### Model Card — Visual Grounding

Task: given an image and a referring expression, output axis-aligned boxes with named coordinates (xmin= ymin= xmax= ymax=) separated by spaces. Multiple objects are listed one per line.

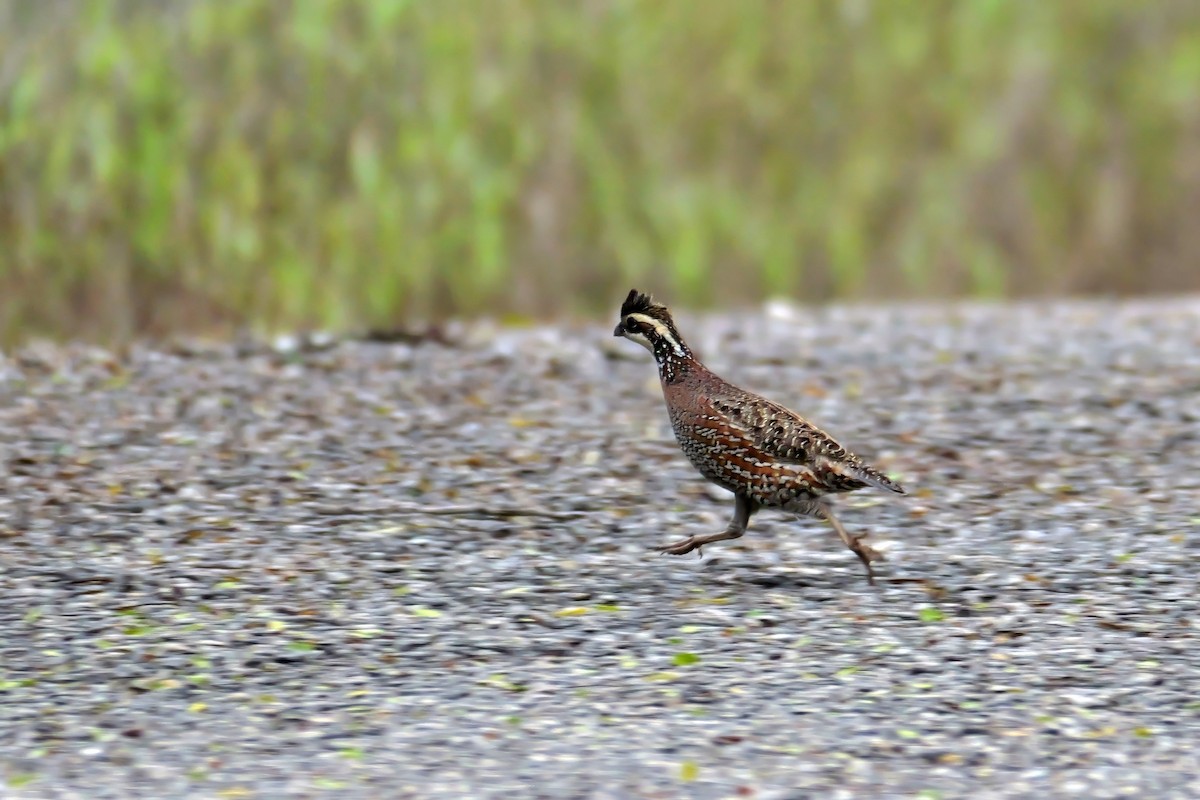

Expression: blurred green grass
xmin=2 ymin=0 xmax=1199 ymax=344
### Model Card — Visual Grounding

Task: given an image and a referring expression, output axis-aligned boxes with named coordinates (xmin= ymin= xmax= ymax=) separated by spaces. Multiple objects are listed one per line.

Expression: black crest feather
xmin=620 ymin=289 xmax=668 ymax=319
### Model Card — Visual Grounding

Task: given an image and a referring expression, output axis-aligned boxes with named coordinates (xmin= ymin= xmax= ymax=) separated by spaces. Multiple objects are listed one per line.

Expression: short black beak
xmin=613 ymin=324 xmax=624 ymax=337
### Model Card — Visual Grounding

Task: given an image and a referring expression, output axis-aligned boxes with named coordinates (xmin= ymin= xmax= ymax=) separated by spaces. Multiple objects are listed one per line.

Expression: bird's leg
xmin=819 ymin=501 xmax=882 ymax=586
xmin=657 ymin=494 xmax=757 ymax=557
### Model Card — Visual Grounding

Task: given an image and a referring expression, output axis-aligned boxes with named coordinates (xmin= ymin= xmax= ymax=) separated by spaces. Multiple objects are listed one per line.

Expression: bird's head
xmin=613 ymin=289 xmax=688 ymax=359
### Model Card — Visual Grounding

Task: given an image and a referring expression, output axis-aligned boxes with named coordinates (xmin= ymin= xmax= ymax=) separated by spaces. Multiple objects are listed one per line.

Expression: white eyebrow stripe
xmin=628 ymin=313 xmax=684 ymax=357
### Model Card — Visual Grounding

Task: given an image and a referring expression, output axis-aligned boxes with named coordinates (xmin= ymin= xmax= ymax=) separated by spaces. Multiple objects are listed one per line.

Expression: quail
xmin=613 ymin=289 xmax=905 ymax=584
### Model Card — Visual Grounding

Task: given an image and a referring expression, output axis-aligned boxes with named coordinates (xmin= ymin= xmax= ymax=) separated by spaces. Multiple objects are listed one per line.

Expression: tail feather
xmin=853 ymin=464 xmax=906 ymax=495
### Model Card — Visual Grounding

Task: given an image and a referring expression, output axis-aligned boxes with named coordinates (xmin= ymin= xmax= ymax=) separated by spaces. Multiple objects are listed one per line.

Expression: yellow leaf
xmin=680 ymin=760 xmax=699 ymax=781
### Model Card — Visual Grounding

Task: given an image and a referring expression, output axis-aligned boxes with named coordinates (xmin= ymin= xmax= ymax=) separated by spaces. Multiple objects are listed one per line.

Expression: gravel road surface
xmin=1 ymin=298 xmax=1198 ymax=799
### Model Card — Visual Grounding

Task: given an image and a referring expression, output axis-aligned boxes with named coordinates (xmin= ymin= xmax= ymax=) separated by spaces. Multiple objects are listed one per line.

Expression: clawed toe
xmin=849 ymin=531 xmax=882 ymax=553
xmin=854 ymin=540 xmax=884 ymax=564
xmin=848 ymin=540 xmax=883 ymax=586
xmin=655 ymin=537 xmax=701 ymax=557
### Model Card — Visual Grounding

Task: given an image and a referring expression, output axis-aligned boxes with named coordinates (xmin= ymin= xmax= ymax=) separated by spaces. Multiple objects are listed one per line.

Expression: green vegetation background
xmin=2 ymin=0 xmax=1199 ymax=344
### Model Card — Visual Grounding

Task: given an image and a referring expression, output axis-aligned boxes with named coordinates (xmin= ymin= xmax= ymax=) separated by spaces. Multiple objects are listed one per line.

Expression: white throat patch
xmin=624 ymin=330 xmax=655 ymax=354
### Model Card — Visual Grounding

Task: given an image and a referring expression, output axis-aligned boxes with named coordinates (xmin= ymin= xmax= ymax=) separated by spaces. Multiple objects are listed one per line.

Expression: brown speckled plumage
xmin=614 ymin=289 xmax=905 ymax=584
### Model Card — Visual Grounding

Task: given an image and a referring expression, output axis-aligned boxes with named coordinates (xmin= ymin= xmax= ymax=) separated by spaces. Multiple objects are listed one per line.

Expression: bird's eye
xmin=625 ymin=316 xmax=638 ymax=329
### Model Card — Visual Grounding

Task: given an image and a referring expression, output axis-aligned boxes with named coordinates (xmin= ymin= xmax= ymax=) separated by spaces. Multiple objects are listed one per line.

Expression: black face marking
xmin=615 ymin=289 xmax=694 ymax=383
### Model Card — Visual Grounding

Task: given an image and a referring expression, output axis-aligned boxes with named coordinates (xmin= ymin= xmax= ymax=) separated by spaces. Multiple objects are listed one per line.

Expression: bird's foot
xmin=851 ymin=535 xmax=884 ymax=564
xmin=848 ymin=537 xmax=883 ymax=586
xmin=654 ymin=536 xmax=703 ymax=557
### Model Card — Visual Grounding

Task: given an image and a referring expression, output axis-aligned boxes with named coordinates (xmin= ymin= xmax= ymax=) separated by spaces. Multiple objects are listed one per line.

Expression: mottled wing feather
xmin=707 ymin=388 xmax=905 ymax=495
xmin=707 ymin=389 xmax=843 ymax=462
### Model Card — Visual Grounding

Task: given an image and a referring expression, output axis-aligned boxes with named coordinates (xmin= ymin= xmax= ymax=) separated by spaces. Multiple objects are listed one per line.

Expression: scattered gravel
xmin=1 ymin=297 xmax=1198 ymax=799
